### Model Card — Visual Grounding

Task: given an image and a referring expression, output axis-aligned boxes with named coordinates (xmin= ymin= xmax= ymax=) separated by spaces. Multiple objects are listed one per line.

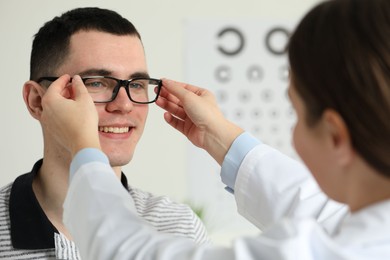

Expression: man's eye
xmin=85 ymin=81 xmax=104 ymax=88
xmin=129 ymin=82 xmax=145 ymax=89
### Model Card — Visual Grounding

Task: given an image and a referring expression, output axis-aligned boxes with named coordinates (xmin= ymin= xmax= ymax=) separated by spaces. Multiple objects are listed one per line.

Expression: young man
xmin=0 ymin=8 xmax=207 ymax=259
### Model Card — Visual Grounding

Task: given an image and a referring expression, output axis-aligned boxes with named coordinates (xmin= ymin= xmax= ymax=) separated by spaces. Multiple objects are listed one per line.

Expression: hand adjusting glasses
xmin=37 ymin=76 xmax=162 ymax=104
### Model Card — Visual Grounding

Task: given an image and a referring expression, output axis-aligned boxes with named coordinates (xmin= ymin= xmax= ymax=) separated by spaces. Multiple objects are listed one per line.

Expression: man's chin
xmin=109 ymin=160 xmax=132 ymax=168
xmin=100 ymin=144 xmax=135 ymax=167
xmin=108 ymin=156 xmax=133 ymax=168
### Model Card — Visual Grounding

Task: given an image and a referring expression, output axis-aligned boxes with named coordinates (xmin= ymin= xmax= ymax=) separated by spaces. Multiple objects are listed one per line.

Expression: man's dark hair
xmin=30 ymin=7 xmax=141 ymax=80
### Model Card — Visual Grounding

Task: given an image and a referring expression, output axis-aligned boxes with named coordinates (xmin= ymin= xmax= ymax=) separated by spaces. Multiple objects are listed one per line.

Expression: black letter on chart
xmin=217 ymin=27 xmax=245 ymax=56
xmin=265 ymin=27 xmax=290 ymax=56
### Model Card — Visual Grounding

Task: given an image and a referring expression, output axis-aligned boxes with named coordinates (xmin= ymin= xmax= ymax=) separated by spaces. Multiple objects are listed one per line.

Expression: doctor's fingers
xmin=156 ymin=92 xmax=187 ymax=122
xmin=162 ymin=78 xmax=212 ymax=102
xmin=41 ymin=75 xmax=71 ymax=108
xmin=45 ymin=74 xmax=71 ymax=97
xmin=71 ymin=75 xmax=93 ymax=103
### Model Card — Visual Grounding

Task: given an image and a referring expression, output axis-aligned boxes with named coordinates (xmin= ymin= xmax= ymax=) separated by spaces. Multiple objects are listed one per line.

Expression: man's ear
xmin=23 ymin=80 xmax=45 ymax=120
xmin=322 ymin=109 xmax=354 ymax=166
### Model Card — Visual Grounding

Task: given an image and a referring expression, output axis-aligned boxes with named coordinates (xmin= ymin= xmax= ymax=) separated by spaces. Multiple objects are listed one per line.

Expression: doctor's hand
xmin=39 ymin=74 xmax=101 ymax=157
xmin=156 ymin=79 xmax=243 ymax=165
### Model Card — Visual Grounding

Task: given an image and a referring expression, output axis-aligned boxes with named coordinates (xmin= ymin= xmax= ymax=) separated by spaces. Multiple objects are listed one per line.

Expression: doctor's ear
xmin=322 ymin=109 xmax=354 ymax=166
xmin=23 ymin=80 xmax=46 ymax=120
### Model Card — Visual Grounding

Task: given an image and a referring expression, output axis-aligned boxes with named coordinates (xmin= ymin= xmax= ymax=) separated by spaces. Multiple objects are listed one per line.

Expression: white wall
xmin=0 ymin=0 xmax=320 ymax=204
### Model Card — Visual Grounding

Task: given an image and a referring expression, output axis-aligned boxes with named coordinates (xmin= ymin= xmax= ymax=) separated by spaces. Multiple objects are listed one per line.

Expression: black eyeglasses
xmin=37 ymin=76 xmax=162 ymax=104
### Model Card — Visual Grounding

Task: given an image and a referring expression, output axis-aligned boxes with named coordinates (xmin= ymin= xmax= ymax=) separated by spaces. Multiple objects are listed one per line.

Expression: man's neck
xmin=31 ymin=150 xmax=123 ymax=240
xmin=32 ymin=153 xmax=73 ymax=239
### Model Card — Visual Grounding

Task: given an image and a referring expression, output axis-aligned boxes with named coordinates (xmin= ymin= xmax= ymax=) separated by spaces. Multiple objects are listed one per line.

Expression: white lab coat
xmin=233 ymin=144 xmax=348 ymax=234
xmin=63 ymin=144 xmax=390 ymax=260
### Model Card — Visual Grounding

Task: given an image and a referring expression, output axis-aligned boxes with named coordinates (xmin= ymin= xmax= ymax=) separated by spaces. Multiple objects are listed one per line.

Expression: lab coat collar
xmin=334 ymin=199 xmax=390 ymax=246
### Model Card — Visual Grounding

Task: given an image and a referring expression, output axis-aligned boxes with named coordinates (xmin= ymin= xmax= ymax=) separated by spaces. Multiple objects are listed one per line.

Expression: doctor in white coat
xmin=40 ymin=0 xmax=390 ymax=259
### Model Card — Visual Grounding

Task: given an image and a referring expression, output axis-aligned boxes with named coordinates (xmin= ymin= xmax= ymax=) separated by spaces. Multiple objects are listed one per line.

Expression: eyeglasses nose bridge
xmin=118 ymin=79 xmax=130 ymax=88
xmin=112 ymin=79 xmax=132 ymax=100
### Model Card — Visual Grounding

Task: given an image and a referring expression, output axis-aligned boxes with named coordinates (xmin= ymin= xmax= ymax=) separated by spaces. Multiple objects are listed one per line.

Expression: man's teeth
xmin=99 ymin=126 xmax=130 ymax=133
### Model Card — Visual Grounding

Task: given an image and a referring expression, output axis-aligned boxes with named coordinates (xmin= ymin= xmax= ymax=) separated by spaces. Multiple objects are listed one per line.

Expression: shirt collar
xmin=9 ymin=159 xmax=129 ymax=249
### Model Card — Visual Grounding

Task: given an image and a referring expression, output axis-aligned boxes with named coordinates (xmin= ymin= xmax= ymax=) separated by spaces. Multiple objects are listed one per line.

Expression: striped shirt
xmin=0 ymin=160 xmax=208 ymax=259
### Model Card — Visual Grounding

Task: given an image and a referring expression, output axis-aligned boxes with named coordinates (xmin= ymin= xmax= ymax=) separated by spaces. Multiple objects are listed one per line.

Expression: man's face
xmin=56 ymin=30 xmax=149 ymax=170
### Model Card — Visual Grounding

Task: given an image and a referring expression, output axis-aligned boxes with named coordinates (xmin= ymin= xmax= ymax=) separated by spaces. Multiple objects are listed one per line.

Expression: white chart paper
xmin=184 ymin=18 xmax=299 ymax=243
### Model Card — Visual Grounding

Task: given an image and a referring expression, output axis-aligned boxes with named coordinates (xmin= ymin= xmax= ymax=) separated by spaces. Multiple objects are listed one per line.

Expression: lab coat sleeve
xmin=233 ymin=143 xmax=348 ymax=233
xmin=63 ymin=160 xmax=234 ymax=260
xmin=63 ymin=158 xmax=355 ymax=260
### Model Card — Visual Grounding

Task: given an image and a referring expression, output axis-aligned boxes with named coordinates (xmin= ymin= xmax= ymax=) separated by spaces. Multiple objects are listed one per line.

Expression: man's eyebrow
xmin=130 ymin=72 xmax=150 ymax=79
xmin=77 ymin=69 xmax=150 ymax=79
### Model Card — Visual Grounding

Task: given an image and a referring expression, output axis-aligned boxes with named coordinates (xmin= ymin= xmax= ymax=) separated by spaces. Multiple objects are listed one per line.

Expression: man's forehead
xmin=69 ymin=30 xmax=143 ymax=50
xmin=59 ymin=30 xmax=147 ymax=76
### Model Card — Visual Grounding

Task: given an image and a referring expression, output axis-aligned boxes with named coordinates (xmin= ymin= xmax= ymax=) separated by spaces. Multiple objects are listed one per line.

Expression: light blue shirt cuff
xmin=69 ymin=148 xmax=109 ymax=182
xmin=221 ymin=132 xmax=261 ymax=193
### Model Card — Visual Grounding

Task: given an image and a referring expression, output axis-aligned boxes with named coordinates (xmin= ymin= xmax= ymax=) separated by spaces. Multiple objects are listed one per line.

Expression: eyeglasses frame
xmin=37 ymin=76 xmax=162 ymax=104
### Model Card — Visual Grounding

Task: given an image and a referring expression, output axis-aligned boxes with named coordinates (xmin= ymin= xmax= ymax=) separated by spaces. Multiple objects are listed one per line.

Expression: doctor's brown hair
xmin=288 ymin=0 xmax=390 ymax=175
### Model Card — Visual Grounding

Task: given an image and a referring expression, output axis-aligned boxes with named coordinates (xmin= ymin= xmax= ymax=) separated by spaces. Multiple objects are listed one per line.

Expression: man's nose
xmin=106 ymin=86 xmax=134 ymax=113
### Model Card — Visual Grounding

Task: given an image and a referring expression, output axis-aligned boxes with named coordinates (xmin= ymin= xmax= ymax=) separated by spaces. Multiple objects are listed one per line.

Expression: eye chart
xmin=184 ymin=18 xmax=299 ymax=243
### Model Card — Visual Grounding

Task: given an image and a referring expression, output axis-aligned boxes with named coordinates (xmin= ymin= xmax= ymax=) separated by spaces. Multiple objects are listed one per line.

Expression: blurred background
xmin=0 ymin=0 xmax=321 ymax=245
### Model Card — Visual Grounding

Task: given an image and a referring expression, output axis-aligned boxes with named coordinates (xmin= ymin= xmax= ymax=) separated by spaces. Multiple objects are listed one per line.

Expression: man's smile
xmin=98 ymin=126 xmax=131 ymax=133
